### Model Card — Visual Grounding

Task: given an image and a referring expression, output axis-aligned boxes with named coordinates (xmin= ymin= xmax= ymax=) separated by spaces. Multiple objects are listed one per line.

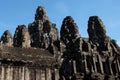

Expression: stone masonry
xmin=0 ymin=6 xmax=120 ymax=80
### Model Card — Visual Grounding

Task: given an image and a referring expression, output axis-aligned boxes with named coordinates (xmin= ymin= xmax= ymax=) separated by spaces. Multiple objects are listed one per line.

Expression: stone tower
xmin=1 ymin=30 xmax=13 ymax=46
xmin=28 ymin=6 xmax=59 ymax=54
xmin=13 ymin=25 xmax=30 ymax=48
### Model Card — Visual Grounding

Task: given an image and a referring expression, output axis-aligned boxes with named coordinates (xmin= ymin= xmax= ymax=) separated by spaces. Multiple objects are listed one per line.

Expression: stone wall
xmin=0 ymin=45 xmax=60 ymax=80
xmin=0 ymin=64 xmax=59 ymax=80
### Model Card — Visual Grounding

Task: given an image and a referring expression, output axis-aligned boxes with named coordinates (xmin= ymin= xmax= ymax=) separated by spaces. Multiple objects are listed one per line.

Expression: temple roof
xmin=0 ymin=45 xmax=57 ymax=66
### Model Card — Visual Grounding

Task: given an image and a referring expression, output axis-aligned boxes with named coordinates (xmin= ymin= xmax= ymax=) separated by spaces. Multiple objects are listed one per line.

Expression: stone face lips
xmin=0 ymin=30 xmax=13 ymax=46
xmin=13 ymin=25 xmax=30 ymax=48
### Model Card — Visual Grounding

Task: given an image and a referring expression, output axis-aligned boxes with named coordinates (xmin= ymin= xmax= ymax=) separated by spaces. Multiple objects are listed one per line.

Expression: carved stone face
xmin=88 ymin=16 xmax=106 ymax=44
xmin=60 ymin=16 xmax=80 ymax=44
xmin=1 ymin=30 xmax=13 ymax=46
xmin=35 ymin=6 xmax=47 ymax=21
xmin=13 ymin=25 xmax=30 ymax=48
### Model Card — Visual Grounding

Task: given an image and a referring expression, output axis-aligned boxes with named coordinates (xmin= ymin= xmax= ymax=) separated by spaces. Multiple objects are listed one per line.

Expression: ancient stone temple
xmin=0 ymin=6 xmax=120 ymax=80
xmin=59 ymin=16 xmax=120 ymax=80
xmin=0 ymin=6 xmax=60 ymax=80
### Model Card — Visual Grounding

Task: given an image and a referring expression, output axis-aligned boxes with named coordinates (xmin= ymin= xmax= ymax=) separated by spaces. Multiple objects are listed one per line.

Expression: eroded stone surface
xmin=28 ymin=6 xmax=59 ymax=54
xmin=35 ymin=6 xmax=48 ymax=21
xmin=59 ymin=16 xmax=82 ymax=80
xmin=59 ymin=16 xmax=120 ymax=80
xmin=60 ymin=16 xmax=80 ymax=45
xmin=0 ymin=6 xmax=120 ymax=80
xmin=88 ymin=16 xmax=106 ymax=44
xmin=0 ymin=30 xmax=13 ymax=46
xmin=13 ymin=25 xmax=30 ymax=48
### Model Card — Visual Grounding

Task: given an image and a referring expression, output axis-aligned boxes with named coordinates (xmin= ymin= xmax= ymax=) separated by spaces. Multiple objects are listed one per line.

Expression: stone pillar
xmin=18 ymin=67 xmax=22 ymax=80
xmin=13 ymin=67 xmax=15 ymax=80
xmin=25 ymin=67 xmax=30 ymax=80
xmin=36 ymin=68 xmax=41 ymax=80
xmin=13 ymin=67 xmax=19 ymax=80
xmin=92 ymin=54 xmax=97 ymax=72
xmin=21 ymin=67 xmax=25 ymax=80
xmin=45 ymin=68 xmax=47 ymax=80
xmin=97 ymin=55 xmax=104 ymax=74
xmin=41 ymin=69 xmax=45 ymax=80
xmin=17 ymin=67 xmax=19 ymax=80
xmin=90 ymin=56 xmax=94 ymax=73
xmin=109 ymin=61 xmax=113 ymax=75
xmin=6 ymin=66 xmax=10 ymax=80
xmin=9 ymin=66 xmax=13 ymax=80
xmin=3 ymin=66 xmax=6 ymax=80
xmin=73 ymin=60 xmax=77 ymax=74
xmin=48 ymin=68 xmax=52 ymax=80
xmin=116 ymin=58 xmax=120 ymax=73
xmin=45 ymin=68 xmax=51 ymax=80
xmin=109 ymin=64 xmax=113 ymax=75
xmin=54 ymin=69 xmax=59 ymax=80
xmin=4 ymin=66 xmax=7 ymax=80
xmin=29 ymin=67 xmax=37 ymax=80
xmin=1 ymin=65 xmax=5 ymax=80
xmin=0 ymin=65 xmax=2 ymax=80
xmin=84 ymin=55 xmax=89 ymax=73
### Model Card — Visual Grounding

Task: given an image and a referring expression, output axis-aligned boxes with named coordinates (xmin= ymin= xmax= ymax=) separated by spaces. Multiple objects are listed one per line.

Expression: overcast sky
xmin=0 ymin=0 xmax=120 ymax=45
